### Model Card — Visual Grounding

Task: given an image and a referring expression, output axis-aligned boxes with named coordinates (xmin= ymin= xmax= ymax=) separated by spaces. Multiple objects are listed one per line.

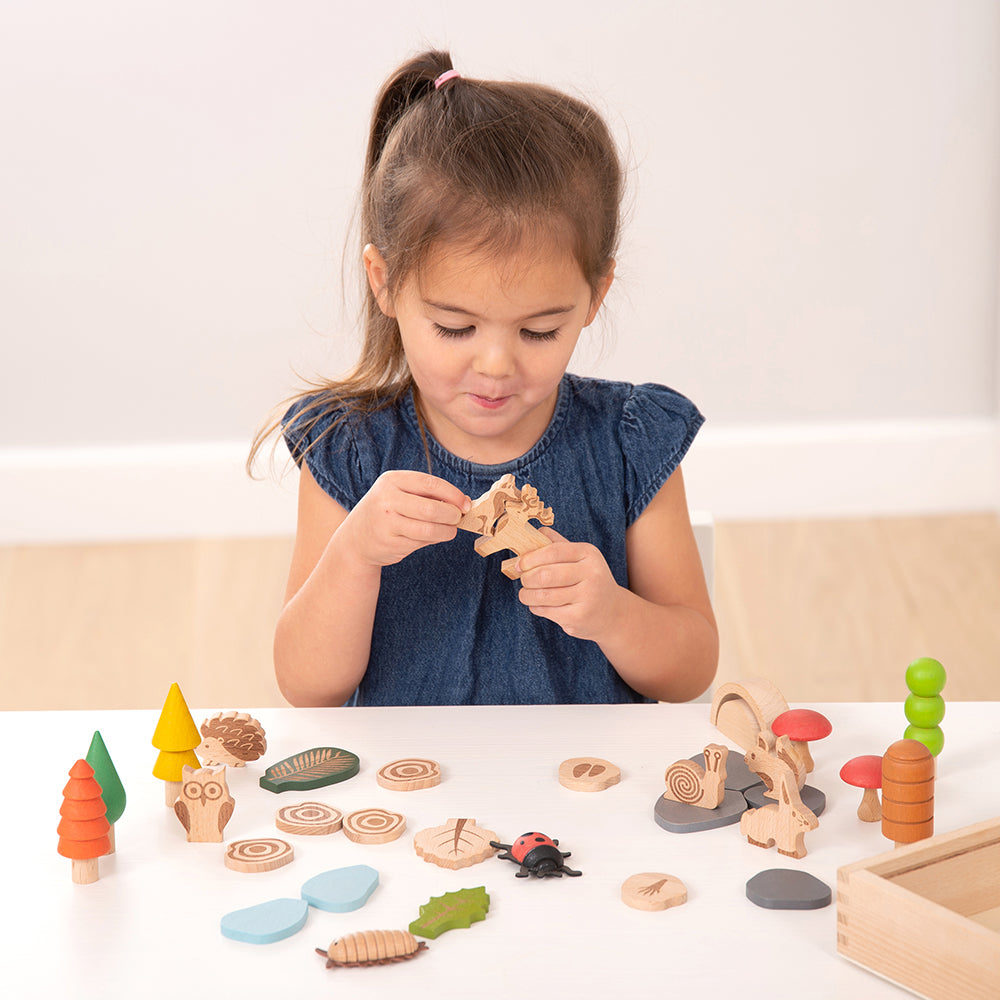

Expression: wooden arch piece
xmin=710 ymin=678 xmax=790 ymax=752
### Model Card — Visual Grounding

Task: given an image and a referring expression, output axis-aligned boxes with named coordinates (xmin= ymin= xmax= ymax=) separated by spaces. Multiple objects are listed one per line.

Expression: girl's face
xmin=365 ymin=239 xmax=613 ymax=465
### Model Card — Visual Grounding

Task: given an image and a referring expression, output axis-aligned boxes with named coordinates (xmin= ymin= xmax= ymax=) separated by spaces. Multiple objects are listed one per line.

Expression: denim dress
xmin=283 ymin=373 xmax=704 ymax=706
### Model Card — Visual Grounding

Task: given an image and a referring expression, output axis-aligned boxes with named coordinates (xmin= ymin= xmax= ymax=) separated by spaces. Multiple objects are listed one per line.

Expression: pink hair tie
xmin=434 ymin=69 xmax=461 ymax=90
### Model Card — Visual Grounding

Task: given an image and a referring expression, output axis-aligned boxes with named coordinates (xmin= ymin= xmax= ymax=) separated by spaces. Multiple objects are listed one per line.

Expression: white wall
xmin=2 ymin=0 xmax=998 ymax=540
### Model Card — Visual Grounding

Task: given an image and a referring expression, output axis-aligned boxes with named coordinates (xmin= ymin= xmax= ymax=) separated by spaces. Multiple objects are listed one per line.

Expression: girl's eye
xmin=433 ymin=323 xmax=474 ymax=338
xmin=521 ymin=328 xmax=559 ymax=342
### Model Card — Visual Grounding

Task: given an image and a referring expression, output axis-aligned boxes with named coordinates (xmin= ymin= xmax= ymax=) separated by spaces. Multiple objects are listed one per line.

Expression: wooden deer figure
xmin=458 ymin=477 xmax=555 ymax=579
xmin=662 ymin=744 xmax=729 ymax=809
xmin=739 ymin=770 xmax=819 ymax=859
xmin=457 ymin=474 xmax=521 ymax=536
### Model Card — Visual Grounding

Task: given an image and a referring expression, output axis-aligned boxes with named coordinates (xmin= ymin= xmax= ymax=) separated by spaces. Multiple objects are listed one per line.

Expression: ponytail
xmin=365 ymin=50 xmax=454 ymax=175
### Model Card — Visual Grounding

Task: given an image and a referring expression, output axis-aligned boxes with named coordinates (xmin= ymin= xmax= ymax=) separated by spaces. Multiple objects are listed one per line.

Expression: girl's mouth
xmin=469 ymin=393 xmax=510 ymax=410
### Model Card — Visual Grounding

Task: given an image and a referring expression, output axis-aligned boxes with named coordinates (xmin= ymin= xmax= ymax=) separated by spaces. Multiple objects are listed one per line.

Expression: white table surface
xmin=4 ymin=701 xmax=997 ymax=999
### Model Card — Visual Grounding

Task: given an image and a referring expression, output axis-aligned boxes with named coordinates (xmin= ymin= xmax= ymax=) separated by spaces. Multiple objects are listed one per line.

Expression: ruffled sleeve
xmin=620 ymin=383 xmax=705 ymax=525
xmin=281 ymin=395 xmax=366 ymax=511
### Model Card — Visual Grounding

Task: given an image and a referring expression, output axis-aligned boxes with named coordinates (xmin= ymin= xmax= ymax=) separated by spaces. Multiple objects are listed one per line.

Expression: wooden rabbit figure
xmin=739 ymin=772 xmax=819 ymax=859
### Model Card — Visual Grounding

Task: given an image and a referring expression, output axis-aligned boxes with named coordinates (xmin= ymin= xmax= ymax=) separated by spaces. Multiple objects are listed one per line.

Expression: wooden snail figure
xmin=662 ymin=744 xmax=729 ymax=809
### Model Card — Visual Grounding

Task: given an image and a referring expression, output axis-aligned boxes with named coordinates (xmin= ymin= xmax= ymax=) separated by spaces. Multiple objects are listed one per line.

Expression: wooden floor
xmin=2 ymin=514 xmax=998 ymax=711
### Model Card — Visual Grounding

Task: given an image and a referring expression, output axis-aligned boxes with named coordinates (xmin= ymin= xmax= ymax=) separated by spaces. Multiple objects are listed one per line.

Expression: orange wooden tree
xmin=57 ymin=759 xmax=111 ymax=884
xmin=152 ymin=682 xmax=202 ymax=806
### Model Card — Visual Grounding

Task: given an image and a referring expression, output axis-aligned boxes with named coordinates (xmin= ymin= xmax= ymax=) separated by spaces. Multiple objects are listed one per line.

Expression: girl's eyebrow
xmin=423 ymin=299 xmax=576 ymax=320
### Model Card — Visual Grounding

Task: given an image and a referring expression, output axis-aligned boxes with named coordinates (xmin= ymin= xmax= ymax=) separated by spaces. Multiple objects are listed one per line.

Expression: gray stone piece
xmin=745 ymin=868 xmax=832 ymax=910
xmin=743 ymin=782 xmax=826 ymax=816
xmin=653 ymin=788 xmax=747 ymax=833
xmin=690 ymin=752 xmax=759 ymax=792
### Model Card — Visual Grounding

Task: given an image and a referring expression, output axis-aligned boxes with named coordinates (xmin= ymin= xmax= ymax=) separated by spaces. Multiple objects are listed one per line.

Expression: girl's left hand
xmin=515 ymin=528 xmax=624 ymax=641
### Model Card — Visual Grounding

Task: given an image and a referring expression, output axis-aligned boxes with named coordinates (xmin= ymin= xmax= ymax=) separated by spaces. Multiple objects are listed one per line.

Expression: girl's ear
xmin=584 ymin=260 xmax=616 ymax=326
xmin=363 ymin=244 xmax=396 ymax=318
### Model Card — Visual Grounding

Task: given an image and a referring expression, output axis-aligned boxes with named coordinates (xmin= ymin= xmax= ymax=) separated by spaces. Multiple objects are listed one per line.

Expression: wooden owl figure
xmin=173 ymin=765 xmax=235 ymax=843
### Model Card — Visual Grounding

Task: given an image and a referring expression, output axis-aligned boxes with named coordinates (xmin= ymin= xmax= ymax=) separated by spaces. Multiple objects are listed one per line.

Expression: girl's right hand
xmin=340 ymin=470 xmax=471 ymax=568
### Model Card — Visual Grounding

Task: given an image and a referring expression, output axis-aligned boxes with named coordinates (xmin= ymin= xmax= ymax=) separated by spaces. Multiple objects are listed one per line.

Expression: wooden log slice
xmin=275 ymin=801 xmax=343 ymax=836
xmin=375 ymin=758 xmax=441 ymax=791
xmin=343 ymin=808 xmax=406 ymax=844
xmin=224 ymin=837 xmax=294 ymax=873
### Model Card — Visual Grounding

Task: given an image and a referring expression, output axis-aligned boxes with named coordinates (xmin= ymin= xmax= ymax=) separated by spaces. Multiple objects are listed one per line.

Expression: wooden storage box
xmin=837 ymin=816 xmax=1000 ymax=1000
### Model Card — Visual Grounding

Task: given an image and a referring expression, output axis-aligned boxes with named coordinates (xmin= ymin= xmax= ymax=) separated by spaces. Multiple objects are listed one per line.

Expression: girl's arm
xmin=274 ymin=464 xmax=470 ymax=706
xmin=516 ymin=466 xmax=718 ymax=702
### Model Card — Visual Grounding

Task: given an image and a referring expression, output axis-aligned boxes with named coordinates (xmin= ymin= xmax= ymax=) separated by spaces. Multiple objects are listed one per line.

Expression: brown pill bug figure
xmin=316 ymin=930 xmax=428 ymax=969
xmin=881 ymin=738 xmax=934 ymax=847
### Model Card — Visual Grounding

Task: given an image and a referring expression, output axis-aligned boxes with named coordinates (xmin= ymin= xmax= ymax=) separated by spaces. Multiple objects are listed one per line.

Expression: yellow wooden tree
xmin=152 ymin=682 xmax=202 ymax=806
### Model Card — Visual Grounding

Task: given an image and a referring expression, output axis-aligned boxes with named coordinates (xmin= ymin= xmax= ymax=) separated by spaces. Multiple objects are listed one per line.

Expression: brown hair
xmin=248 ymin=49 xmax=623 ymax=474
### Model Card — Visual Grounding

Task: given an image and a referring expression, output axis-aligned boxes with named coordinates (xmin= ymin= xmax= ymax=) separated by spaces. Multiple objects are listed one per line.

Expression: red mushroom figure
xmin=771 ymin=709 xmax=832 ymax=774
xmin=840 ymin=755 xmax=883 ymax=822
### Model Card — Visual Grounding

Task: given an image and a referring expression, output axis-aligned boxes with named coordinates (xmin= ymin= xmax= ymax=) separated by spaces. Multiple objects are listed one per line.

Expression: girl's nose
xmin=472 ymin=333 xmax=516 ymax=379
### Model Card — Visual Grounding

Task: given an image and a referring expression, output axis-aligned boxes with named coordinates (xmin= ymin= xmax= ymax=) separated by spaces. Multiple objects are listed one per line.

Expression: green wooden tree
xmin=86 ymin=730 xmax=126 ymax=853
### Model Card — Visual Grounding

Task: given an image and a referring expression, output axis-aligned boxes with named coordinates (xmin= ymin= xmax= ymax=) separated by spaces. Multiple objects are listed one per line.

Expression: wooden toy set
xmin=53 ymin=586 xmax=993 ymax=999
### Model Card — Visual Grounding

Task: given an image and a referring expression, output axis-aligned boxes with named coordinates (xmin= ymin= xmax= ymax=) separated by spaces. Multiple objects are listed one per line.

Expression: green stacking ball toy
xmin=903 ymin=657 xmax=946 ymax=757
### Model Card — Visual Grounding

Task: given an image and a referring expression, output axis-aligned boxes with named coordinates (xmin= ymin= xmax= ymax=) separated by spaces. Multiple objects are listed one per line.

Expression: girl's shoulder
xmin=281 ymin=390 xmax=407 ymax=460
xmin=281 ymin=389 xmax=414 ymax=509
xmin=562 ymin=374 xmax=704 ymax=523
xmin=563 ymin=373 xmax=704 ymax=434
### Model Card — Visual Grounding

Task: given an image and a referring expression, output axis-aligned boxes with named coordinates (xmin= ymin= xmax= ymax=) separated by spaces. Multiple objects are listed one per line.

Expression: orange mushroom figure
xmin=840 ymin=755 xmax=883 ymax=822
xmin=770 ymin=709 xmax=832 ymax=774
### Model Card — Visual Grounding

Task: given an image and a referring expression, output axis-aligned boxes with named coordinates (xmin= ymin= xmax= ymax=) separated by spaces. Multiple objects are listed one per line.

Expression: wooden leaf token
xmin=343 ymin=808 xmax=406 ymax=844
xmin=376 ymin=758 xmax=441 ymax=791
xmin=259 ymin=747 xmax=360 ymax=793
xmin=558 ymin=757 xmax=621 ymax=792
xmin=224 ymin=837 xmax=294 ymax=873
xmin=413 ymin=818 xmax=499 ymax=869
xmin=275 ymin=801 xmax=343 ymax=836
xmin=409 ymin=887 xmax=490 ymax=940
xmin=621 ymin=872 xmax=688 ymax=911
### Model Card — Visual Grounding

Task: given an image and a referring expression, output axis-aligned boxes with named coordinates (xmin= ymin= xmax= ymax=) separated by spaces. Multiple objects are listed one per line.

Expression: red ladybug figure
xmin=490 ymin=832 xmax=582 ymax=878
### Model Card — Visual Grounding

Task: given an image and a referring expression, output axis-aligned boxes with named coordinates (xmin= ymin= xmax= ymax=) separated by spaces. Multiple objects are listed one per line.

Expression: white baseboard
xmin=684 ymin=417 xmax=999 ymax=521
xmin=1 ymin=418 xmax=997 ymax=543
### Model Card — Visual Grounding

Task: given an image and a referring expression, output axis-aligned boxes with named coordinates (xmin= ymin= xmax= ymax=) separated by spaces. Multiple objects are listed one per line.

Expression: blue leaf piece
xmin=301 ymin=864 xmax=379 ymax=912
xmin=220 ymin=898 xmax=309 ymax=944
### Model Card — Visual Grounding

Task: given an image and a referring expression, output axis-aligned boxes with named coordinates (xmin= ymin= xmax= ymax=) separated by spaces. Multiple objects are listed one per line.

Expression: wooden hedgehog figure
xmin=490 ymin=832 xmax=582 ymax=878
xmin=197 ymin=711 xmax=267 ymax=767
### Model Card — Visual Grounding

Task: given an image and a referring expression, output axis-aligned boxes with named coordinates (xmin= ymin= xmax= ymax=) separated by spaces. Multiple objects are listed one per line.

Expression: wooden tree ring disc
xmin=224 ymin=837 xmax=294 ymax=873
xmin=343 ymin=808 xmax=407 ymax=844
xmin=558 ymin=757 xmax=622 ymax=792
xmin=376 ymin=758 xmax=441 ymax=791
xmin=275 ymin=801 xmax=343 ymax=835
xmin=621 ymin=872 xmax=688 ymax=911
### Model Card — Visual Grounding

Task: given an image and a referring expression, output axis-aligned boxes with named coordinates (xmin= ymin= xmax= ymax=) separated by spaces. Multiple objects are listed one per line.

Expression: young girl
xmin=255 ymin=50 xmax=718 ymax=708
